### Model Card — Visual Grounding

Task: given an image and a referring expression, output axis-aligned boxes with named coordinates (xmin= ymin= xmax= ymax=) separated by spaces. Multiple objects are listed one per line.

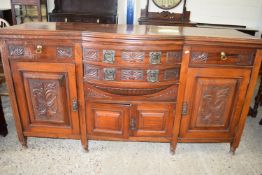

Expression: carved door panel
xmin=87 ymin=102 xmax=130 ymax=138
xmin=131 ymin=103 xmax=174 ymax=137
xmin=11 ymin=62 xmax=80 ymax=138
xmin=180 ymin=68 xmax=251 ymax=140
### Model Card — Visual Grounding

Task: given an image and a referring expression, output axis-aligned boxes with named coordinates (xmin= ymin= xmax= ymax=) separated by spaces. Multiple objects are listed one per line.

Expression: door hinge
xmin=72 ymin=99 xmax=78 ymax=112
xmin=181 ymin=102 xmax=188 ymax=116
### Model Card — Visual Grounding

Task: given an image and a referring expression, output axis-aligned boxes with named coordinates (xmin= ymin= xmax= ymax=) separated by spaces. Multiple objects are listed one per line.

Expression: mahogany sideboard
xmin=0 ymin=23 xmax=261 ymax=154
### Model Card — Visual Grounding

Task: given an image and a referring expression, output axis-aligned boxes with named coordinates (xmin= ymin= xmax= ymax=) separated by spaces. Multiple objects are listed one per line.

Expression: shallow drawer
xmin=190 ymin=46 xmax=255 ymax=66
xmin=83 ymin=45 xmax=182 ymax=65
xmin=7 ymin=41 xmax=75 ymax=60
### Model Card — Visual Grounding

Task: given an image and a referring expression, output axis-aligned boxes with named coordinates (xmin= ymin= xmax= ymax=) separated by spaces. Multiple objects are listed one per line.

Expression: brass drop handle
xmin=36 ymin=45 xmax=43 ymax=54
xmin=220 ymin=52 xmax=228 ymax=61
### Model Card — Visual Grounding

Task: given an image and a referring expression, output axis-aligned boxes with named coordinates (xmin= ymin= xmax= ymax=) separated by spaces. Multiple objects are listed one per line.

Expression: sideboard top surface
xmin=0 ymin=22 xmax=261 ymax=44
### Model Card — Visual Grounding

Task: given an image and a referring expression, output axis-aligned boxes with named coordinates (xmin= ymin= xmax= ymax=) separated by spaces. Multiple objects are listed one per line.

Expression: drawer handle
xmin=220 ymin=52 xmax=228 ymax=61
xmin=36 ymin=45 xmax=43 ymax=54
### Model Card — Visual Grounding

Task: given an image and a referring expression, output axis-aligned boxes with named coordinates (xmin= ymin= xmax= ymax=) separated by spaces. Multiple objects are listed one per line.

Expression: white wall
xmin=0 ymin=0 xmax=11 ymax=9
xmin=2 ymin=0 xmax=262 ymax=31
xmin=136 ymin=0 xmax=262 ymax=30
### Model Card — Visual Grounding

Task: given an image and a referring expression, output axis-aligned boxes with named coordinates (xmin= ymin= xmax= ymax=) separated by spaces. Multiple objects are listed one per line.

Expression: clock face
xmin=152 ymin=0 xmax=182 ymax=10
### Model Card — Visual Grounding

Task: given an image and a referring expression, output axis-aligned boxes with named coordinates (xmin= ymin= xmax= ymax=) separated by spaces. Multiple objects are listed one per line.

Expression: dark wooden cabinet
xmin=180 ymin=68 xmax=251 ymax=140
xmin=10 ymin=62 xmax=80 ymax=138
xmin=0 ymin=23 xmax=261 ymax=154
xmin=49 ymin=0 xmax=118 ymax=24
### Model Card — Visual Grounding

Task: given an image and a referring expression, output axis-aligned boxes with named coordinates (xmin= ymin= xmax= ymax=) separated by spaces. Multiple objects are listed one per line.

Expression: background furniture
xmin=11 ymin=0 xmax=47 ymax=24
xmin=0 ymin=9 xmax=13 ymax=26
xmin=0 ymin=23 xmax=261 ymax=154
xmin=138 ymin=0 xmax=192 ymax=26
xmin=0 ymin=18 xmax=10 ymax=137
xmin=49 ymin=0 xmax=118 ymax=24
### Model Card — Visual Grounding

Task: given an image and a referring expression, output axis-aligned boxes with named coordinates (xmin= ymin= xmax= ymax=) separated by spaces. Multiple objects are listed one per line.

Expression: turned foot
xmin=229 ymin=146 xmax=236 ymax=155
xmin=82 ymin=144 xmax=89 ymax=152
xmin=19 ymin=136 xmax=28 ymax=148
xmin=170 ymin=147 xmax=176 ymax=155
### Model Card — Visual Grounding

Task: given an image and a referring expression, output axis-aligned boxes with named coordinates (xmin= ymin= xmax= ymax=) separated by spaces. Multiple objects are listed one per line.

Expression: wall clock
xmin=152 ymin=0 xmax=182 ymax=10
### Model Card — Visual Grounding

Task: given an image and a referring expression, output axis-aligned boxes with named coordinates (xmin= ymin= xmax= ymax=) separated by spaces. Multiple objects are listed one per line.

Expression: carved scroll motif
xmin=84 ymin=64 xmax=99 ymax=80
xmin=122 ymin=51 xmax=145 ymax=63
xmin=191 ymin=52 xmax=208 ymax=63
xmin=85 ymin=87 xmax=110 ymax=98
xmin=30 ymin=80 xmax=58 ymax=119
xmin=198 ymin=86 xmax=231 ymax=125
xmin=121 ymin=70 xmax=144 ymax=80
xmin=57 ymin=47 xmax=73 ymax=58
xmin=83 ymin=48 xmax=99 ymax=61
xmin=8 ymin=45 xmax=24 ymax=56
xmin=164 ymin=69 xmax=179 ymax=80
xmin=166 ymin=51 xmax=182 ymax=63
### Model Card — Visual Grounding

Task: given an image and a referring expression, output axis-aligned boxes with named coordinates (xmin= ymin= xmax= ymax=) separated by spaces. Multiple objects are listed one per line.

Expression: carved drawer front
xmin=7 ymin=41 xmax=74 ymax=60
xmin=190 ymin=46 xmax=255 ymax=66
xmin=11 ymin=62 xmax=80 ymax=138
xmin=87 ymin=103 xmax=130 ymax=138
xmin=83 ymin=46 xmax=182 ymax=65
xmin=84 ymin=64 xmax=180 ymax=83
xmin=180 ymin=68 xmax=251 ymax=140
xmin=131 ymin=103 xmax=174 ymax=137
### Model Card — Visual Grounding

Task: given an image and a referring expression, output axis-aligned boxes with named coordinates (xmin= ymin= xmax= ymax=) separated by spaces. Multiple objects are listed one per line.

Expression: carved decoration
xmin=30 ymin=80 xmax=59 ymax=120
xmin=197 ymin=85 xmax=232 ymax=126
xmin=103 ymin=50 xmax=115 ymax=64
xmin=104 ymin=68 xmax=116 ymax=81
xmin=121 ymin=70 xmax=144 ymax=80
xmin=166 ymin=51 xmax=182 ymax=63
xmin=148 ymin=87 xmax=178 ymax=100
xmin=8 ymin=45 xmax=25 ymax=56
xmin=122 ymin=51 xmax=145 ymax=63
xmin=149 ymin=52 xmax=162 ymax=64
xmin=83 ymin=48 xmax=99 ymax=61
xmin=57 ymin=47 xmax=73 ymax=58
xmin=191 ymin=52 xmax=208 ymax=63
xmin=164 ymin=69 xmax=179 ymax=80
xmin=147 ymin=70 xmax=159 ymax=83
xmin=84 ymin=64 xmax=99 ymax=80
xmin=85 ymin=87 xmax=111 ymax=99
xmin=95 ymin=85 xmax=167 ymax=96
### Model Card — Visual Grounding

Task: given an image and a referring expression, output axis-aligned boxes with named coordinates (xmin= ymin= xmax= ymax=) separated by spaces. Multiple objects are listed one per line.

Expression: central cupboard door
xmin=179 ymin=68 xmax=251 ymax=140
xmin=131 ymin=103 xmax=175 ymax=137
xmin=11 ymin=62 xmax=80 ymax=138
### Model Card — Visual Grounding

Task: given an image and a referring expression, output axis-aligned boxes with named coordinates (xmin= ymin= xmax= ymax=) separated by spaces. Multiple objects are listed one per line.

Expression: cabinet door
xmin=11 ymin=62 xmax=80 ymax=138
xmin=180 ymin=68 xmax=250 ymax=140
xmin=131 ymin=103 xmax=174 ymax=137
xmin=87 ymin=103 xmax=130 ymax=138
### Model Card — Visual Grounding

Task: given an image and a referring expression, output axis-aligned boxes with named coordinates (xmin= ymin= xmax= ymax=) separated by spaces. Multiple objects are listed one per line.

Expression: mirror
xmin=152 ymin=0 xmax=182 ymax=10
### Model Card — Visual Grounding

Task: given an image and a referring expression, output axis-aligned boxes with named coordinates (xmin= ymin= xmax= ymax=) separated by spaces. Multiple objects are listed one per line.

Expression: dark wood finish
xmin=49 ymin=0 xmax=117 ymax=24
xmin=0 ymin=98 xmax=8 ymax=137
xmin=0 ymin=23 xmax=262 ymax=153
xmin=10 ymin=0 xmax=47 ymax=25
xmin=0 ymin=9 xmax=13 ymax=26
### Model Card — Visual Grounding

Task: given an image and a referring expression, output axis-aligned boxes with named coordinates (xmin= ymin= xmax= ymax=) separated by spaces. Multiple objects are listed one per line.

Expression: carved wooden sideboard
xmin=0 ymin=23 xmax=261 ymax=154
